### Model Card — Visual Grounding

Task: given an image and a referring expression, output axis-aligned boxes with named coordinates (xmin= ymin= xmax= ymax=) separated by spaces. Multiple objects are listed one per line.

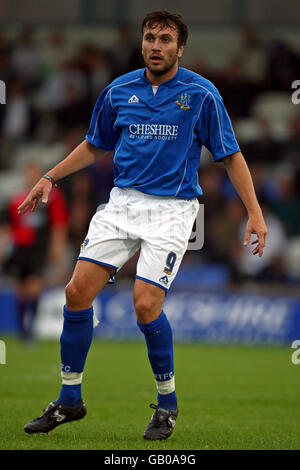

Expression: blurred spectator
xmin=38 ymin=58 xmax=88 ymax=112
xmin=187 ymin=58 xmax=211 ymax=81
xmin=68 ymin=171 xmax=96 ymax=260
xmin=205 ymin=198 xmax=245 ymax=264
xmin=214 ymin=25 xmax=270 ymax=120
xmin=77 ymin=44 xmax=112 ymax=101
xmin=247 ymin=163 xmax=279 ymax=203
xmin=198 ymin=164 xmax=224 ymax=217
xmin=270 ymin=167 xmax=300 ymax=236
xmin=242 ymin=117 xmax=283 ymax=164
xmin=234 ymin=25 xmax=269 ymax=86
xmin=284 ymin=236 xmax=300 ymax=282
xmin=268 ymin=40 xmax=300 ymax=90
xmin=87 ymin=152 xmax=115 ymax=205
xmin=111 ymin=25 xmax=144 ymax=77
xmin=10 ymin=27 xmax=41 ymax=86
xmin=0 ymin=48 xmax=11 ymax=85
xmin=213 ymin=60 xmax=256 ymax=119
xmin=2 ymin=78 xmax=31 ymax=141
xmin=1 ymin=78 xmax=34 ymax=168
xmin=0 ymin=162 xmax=69 ymax=344
xmin=0 ymin=31 xmax=11 ymax=56
xmin=55 ymin=126 xmax=87 ymax=199
xmin=41 ymin=32 xmax=68 ymax=78
xmin=37 ymin=59 xmax=90 ymax=136
xmin=233 ymin=200 xmax=288 ymax=282
xmin=285 ymin=115 xmax=300 ymax=167
xmin=198 ymin=164 xmax=226 ymax=260
xmin=0 ymin=49 xmax=11 ymax=164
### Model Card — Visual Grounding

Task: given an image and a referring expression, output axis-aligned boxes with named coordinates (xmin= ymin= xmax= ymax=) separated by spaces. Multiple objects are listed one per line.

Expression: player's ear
xmin=177 ymin=45 xmax=184 ymax=59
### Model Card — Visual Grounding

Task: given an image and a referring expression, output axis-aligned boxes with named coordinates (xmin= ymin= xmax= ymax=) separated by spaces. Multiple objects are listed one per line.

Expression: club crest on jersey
xmin=175 ymin=93 xmax=191 ymax=110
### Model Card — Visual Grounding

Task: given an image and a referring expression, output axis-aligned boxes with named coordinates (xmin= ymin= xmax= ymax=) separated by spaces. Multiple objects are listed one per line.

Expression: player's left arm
xmin=223 ymin=151 xmax=268 ymax=257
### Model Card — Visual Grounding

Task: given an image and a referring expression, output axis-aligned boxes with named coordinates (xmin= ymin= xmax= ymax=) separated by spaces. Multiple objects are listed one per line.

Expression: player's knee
xmin=134 ymin=296 xmax=159 ymax=323
xmin=65 ymin=281 xmax=87 ymax=308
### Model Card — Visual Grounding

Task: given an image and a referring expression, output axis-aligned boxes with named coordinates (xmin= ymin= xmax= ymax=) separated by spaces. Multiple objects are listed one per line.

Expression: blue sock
xmin=58 ymin=384 xmax=82 ymax=407
xmin=57 ymin=305 xmax=94 ymax=407
xmin=137 ymin=311 xmax=177 ymax=410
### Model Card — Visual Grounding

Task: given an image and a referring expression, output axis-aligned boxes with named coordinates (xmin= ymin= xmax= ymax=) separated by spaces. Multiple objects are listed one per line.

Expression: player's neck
xmin=145 ymin=63 xmax=179 ymax=86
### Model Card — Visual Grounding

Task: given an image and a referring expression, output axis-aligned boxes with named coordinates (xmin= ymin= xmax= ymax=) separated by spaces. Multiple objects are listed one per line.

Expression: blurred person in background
xmin=1 ymin=78 xmax=34 ymax=167
xmin=0 ymin=47 xmax=10 ymax=85
xmin=232 ymin=198 xmax=288 ymax=282
xmin=0 ymin=49 xmax=10 ymax=167
xmin=35 ymin=57 xmax=90 ymax=141
xmin=270 ymin=166 xmax=300 ymax=237
xmin=285 ymin=115 xmax=300 ymax=167
xmin=198 ymin=164 xmax=226 ymax=261
xmin=10 ymin=27 xmax=41 ymax=87
xmin=77 ymin=44 xmax=112 ymax=102
xmin=67 ymin=171 xmax=97 ymax=261
xmin=244 ymin=162 xmax=279 ymax=203
xmin=234 ymin=25 xmax=269 ymax=87
xmin=213 ymin=60 xmax=252 ymax=120
xmin=3 ymin=79 xmax=30 ymax=140
xmin=242 ymin=117 xmax=283 ymax=165
xmin=0 ymin=162 xmax=69 ymax=344
xmin=38 ymin=58 xmax=89 ymax=113
xmin=87 ymin=151 xmax=115 ymax=204
xmin=112 ymin=24 xmax=144 ymax=77
xmin=268 ymin=40 xmax=300 ymax=91
xmin=208 ymin=197 xmax=245 ymax=266
xmin=41 ymin=32 xmax=68 ymax=79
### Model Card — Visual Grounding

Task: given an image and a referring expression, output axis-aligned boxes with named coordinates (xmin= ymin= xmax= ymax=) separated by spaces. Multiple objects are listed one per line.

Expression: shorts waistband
xmin=116 ymin=187 xmax=196 ymax=202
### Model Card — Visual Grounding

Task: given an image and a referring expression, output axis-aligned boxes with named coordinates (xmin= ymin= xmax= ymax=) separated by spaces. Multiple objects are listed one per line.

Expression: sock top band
xmin=137 ymin=311 xmax=168 ymax=334
xmin=63 ymin=305 xmax=94 ymax=322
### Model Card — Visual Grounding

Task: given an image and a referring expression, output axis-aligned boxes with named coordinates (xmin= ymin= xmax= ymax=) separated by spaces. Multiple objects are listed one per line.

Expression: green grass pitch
xmin=0 ymin=337 xmax=299 ymax=450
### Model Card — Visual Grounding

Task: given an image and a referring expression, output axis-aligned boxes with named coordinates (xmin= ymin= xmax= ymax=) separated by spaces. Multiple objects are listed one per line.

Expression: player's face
xmin=142 ymin=23 xmax=184 ymax=83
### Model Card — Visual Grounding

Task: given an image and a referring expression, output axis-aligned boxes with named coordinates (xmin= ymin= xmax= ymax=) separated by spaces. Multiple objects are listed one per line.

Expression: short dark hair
xmin=141 ymin=10 xmax=189 ymax=47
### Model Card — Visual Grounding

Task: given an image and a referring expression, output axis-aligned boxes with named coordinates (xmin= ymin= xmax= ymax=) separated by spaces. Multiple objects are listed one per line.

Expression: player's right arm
xmin=17 ymin=140 xmax=111 ymax=214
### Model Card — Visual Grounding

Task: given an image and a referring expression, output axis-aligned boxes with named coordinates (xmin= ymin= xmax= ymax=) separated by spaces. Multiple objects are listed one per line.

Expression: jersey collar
xmin=140 ymin=67 xmax=182 ymax=88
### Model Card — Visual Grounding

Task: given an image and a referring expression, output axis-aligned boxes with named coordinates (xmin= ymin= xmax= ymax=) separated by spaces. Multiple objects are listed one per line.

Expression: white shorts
xmin=78 ymin=187 xmax=199 ymax=293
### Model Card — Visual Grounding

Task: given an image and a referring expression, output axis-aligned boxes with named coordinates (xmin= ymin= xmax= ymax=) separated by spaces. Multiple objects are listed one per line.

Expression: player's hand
xmin=243 ymin=212 xmax=268 ymax=257
xmin=17 ymin=178 xmax=53 ymax=214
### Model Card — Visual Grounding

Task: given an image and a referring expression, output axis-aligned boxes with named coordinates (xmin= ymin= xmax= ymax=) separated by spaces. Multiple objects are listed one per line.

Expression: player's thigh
xmin=78 ymin=194 xmax=142 ymax=278
xmin=136 ymin=197 xmax=199 ymax=293
xmin=66 ymin=259 xmax=114 ymax=304
xmin=136 ymin=237 xmax=188 ymax=296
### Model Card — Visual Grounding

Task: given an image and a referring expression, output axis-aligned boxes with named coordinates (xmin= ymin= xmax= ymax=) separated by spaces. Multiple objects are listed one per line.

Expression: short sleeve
xmin=196 ymin=91 xmax=240 ymax=161
xmin=85 ymin=87 xmax=120 ymax=150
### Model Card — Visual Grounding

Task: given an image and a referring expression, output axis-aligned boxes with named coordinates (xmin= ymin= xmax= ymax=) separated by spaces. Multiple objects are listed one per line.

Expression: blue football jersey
xmin=86 ymin=67 xmax=240 ymax=198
